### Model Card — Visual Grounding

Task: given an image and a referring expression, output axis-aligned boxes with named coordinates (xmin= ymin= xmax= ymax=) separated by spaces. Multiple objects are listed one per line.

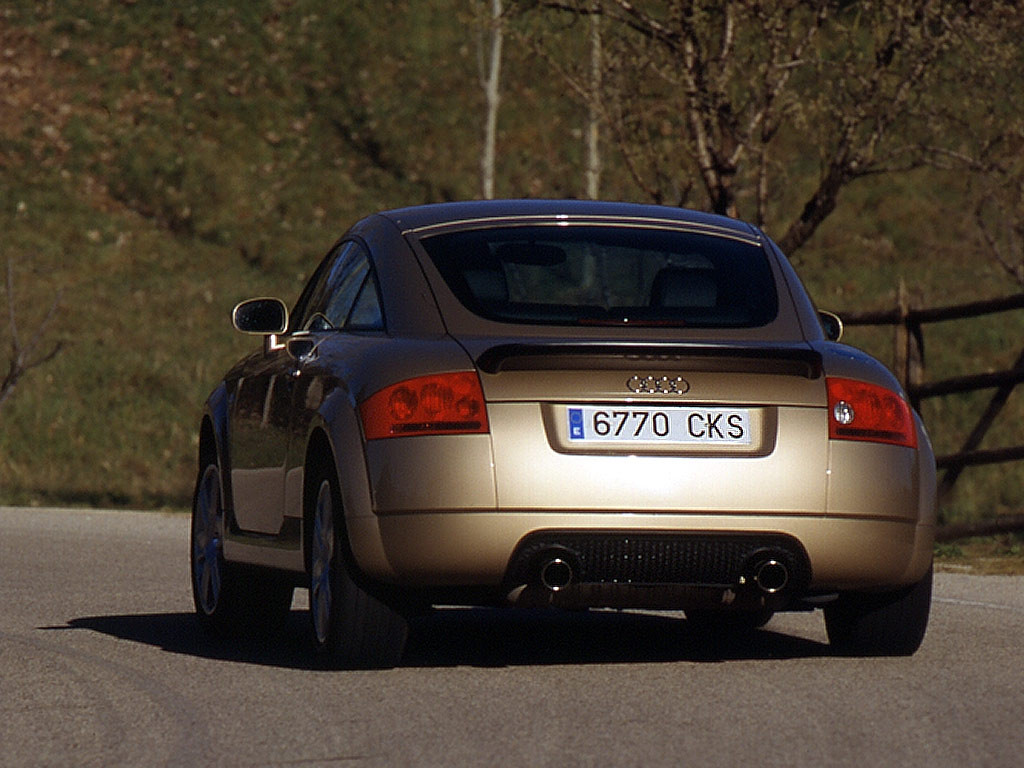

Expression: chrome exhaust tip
xmin=753 ymin=559 xmax=789 ymax=594
xmin=539 ymin=557 xmax=574 ymax=592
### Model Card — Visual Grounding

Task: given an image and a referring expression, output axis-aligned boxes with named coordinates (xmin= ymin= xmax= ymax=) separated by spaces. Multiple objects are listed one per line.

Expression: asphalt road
xmin=1 ymin=506 xmax=1022 ymax=767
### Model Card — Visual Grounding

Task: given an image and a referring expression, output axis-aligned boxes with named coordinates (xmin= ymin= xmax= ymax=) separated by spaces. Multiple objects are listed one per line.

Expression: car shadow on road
xmin=403 ymin=607 xmax=831 ymax=666
xmin=60 ymin=606 xmax=831 ymax=669
xmin=58 ymin=612 xmax=321 ymax=669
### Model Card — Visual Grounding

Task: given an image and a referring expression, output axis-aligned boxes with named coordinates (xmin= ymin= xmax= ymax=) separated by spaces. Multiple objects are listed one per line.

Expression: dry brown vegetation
xmin=0 ymin=2 xmax=1022 ymax=533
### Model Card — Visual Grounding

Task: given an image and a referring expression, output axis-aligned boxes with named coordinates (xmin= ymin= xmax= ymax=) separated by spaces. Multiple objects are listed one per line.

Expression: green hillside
xmin=2 ymin=1 xmax=1023 ymax=526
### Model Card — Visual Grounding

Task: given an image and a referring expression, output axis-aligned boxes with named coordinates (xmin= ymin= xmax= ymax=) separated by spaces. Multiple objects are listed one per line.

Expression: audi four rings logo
xmin=626 ymin=375 xmax=690 ymax=394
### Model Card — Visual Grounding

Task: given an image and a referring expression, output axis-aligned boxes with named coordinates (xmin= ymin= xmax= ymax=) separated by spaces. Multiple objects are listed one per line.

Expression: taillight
xmin=826 ymin=377 xmax=917 ymax=448
xmin=360 ymin=371 xmax=489 ymax=440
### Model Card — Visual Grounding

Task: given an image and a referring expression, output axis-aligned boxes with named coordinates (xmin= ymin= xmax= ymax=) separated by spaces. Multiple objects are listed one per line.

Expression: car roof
xmin=372 ymin=199 xmax=760 ymax=239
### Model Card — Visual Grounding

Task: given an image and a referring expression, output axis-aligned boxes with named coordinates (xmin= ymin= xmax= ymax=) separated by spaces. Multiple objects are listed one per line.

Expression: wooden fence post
xmin=894 ymin=281 xmax=906 ymax=389
xmin=894 ymin=279 xmax=909 ymax=392
xmin=893 ymin=279 xmax=925 ymax=409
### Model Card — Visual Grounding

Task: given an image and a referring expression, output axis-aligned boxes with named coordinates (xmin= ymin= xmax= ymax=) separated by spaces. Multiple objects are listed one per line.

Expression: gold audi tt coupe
xmin=190 ymin=200 xmax=936 ymax=667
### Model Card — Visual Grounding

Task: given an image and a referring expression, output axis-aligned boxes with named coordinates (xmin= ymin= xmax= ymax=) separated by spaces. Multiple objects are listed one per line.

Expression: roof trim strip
xmin=403 ymin=215 xmax=762 ymax=246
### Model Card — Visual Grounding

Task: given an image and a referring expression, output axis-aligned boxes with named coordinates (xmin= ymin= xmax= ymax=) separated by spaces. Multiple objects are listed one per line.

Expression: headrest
xmin=464 ymin=268 xmax=509 ymax=304
xmin=649 ymin=267 xmax=718 ymax=308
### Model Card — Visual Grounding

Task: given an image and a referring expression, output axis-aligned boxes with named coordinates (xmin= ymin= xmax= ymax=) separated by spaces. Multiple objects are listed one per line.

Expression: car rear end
xmin=347 ymin=206 xmax=934 ymax=614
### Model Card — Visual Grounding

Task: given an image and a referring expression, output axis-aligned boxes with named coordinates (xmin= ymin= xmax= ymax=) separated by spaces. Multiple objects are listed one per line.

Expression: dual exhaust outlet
xmin=534 ymin=550 xmax=791 ymax=595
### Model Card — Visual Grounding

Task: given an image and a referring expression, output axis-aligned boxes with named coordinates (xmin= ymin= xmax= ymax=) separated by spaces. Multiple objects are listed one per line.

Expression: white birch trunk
xmin=480 ymin=0 xmax=503 ymax=200
xmin=585 ymin=7 xmax=602 ymax=200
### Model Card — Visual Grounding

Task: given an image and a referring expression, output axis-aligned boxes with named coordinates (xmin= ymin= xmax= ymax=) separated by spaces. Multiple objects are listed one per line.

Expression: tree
xmin=585 ymin=4 xmax=603 ymax=199
xmin=479 ymin=0 xmax=505 ymax=199
xmin=973 ymin=148 xmax=1024 ymax=288
xmin=1 ymin=258 xmax=64 ymax=411
xmin=958 ymin=14 xmax=1024 ymax=288
xmin=524 ymin=1 xmax=1024 ymax=253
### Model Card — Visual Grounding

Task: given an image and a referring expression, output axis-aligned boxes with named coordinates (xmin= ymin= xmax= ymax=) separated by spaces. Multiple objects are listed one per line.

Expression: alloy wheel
xmin=310 ymin=479 xmax=335 ymax=645
xmin=192 ymin=464 xmax=223 ymax=615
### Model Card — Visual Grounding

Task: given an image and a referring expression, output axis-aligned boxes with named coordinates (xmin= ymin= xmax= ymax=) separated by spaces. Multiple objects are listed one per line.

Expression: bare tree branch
xmin=1 ymin=258 xmax=65 ymax=411
xmin=974 ymin=175 xmax=1024 ymax=288
xmin=524 ymin=0 xmax=1023 ymax=259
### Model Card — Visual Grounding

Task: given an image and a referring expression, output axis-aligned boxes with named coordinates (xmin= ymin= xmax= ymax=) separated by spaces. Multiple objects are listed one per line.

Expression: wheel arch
xmin=302 ymin=426 xmax=337 ymax=576
xmin=300 ymin=419 xmax=399 ymax=595
xmin=198 ymin=416 xmax=218 ymax=471
xmin=197 ymin=382 xmax=234 ymax=510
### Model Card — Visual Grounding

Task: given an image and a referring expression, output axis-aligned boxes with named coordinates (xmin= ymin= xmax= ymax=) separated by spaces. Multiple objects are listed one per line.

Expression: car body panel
xmin=473 ymin=352 xmax=825 ymax=406
xmin=364 ymin=434 xmax=497 ymax=512
xmin=827 ymin=440 xmax=919 ymax=522
xmin=348 ymin=222 xmax=448 ymax=338
xmin=348 ymin=511 xmax=928 ymax=591
xmin=226 ymin=349 xmax=295 ymax=535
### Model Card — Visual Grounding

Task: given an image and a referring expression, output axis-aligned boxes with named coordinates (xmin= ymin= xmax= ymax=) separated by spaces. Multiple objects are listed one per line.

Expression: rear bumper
xmin=347 ymin=510 xmax=934 ymax=595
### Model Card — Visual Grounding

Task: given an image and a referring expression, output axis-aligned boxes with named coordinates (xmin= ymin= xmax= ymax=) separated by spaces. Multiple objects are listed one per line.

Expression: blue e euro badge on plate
xmin=568 ymin=408 xmax=584 ymax=440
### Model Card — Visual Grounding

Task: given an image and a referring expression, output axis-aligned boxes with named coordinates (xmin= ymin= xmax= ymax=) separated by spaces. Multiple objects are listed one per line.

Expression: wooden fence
xmin=839 ymin=283 xmax=1024 ymax=541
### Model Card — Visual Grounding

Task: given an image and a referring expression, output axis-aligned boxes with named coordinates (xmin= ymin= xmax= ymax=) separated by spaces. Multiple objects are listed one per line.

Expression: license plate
xmin=567 ymin=406 xmax=752 ymax=445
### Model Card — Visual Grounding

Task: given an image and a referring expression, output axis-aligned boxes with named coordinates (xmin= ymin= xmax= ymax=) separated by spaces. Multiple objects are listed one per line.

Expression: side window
xmin=346 ymin=272 xmax=384 ymax=330
xmin=289 ymin=252 xmax=334 ymax=333
xmin=298 ymin=240 xmax=384 ymax=332
xmin=318 ymin=256 xmax=368 ymax=329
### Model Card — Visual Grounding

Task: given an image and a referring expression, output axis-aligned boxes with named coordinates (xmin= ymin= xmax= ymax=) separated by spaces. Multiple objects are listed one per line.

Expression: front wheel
xmin=190 ymin=462 xmax=239 ymax=633
xmin=824 ymin=565 xmax=933 ymax=656
xmin=191 ymin=462 xmax=294 ymax=635
xmin=308 ymin=464 xmax=407 ymax=669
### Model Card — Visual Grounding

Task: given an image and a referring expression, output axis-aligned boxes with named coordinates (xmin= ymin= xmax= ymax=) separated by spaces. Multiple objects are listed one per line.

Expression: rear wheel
xmin=308 ymin=463 xmax=407 ymax=669
xmin=190 ymin=462 xmax=294 ymax=635
xmin=824 ymin=565 xmax=932 ymax=656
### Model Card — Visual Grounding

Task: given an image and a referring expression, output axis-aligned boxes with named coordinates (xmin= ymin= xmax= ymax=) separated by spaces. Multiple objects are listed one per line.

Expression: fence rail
xmin=841 ymin=291 xmax=1024 ymax=326
xmin=839 ymin=284 xmax=1024 ymax=540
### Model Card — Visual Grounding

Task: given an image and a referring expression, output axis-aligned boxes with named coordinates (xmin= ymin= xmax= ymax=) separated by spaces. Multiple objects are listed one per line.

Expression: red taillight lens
xmin=360 ymin=371 xmax=489 ymax=440
xmin=826 ymin=377 xmax=917 ymax=448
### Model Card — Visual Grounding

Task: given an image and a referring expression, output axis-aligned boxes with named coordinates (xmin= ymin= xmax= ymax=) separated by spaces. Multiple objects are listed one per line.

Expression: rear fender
xmin=300 ymin=386 xmax=395 ymax=580
xmin=899 ymin=413 xmax=937 ymax=584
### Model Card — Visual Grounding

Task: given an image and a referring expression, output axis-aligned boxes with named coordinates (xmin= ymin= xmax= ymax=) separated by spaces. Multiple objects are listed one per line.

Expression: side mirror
xmin=232 ymin=298 xmax=288 ymax=335
xmin=819 ymin=310 xmax=843 ymax=342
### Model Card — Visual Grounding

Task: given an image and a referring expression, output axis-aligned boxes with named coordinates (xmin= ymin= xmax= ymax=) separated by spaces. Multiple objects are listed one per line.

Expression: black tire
xmin=307 ymin=461 xmax=407 ymax=669
xmin=190 ymin=462 xmax=294 ymax=635
xmin=824 ymin=565 xmax=933 ymax=656
xmin=190 ymin=462 xmax=242 ymax=633
xmin=242 ymin=570 xmax=296 ymax=636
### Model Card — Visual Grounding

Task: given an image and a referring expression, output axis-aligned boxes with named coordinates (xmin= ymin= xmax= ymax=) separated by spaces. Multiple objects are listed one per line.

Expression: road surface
xmin=1 ymin=506 xmax=1022 ymax=766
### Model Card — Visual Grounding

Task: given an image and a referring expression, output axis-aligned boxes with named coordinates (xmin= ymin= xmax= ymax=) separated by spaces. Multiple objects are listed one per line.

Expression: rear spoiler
xmin=475 ymin=343 xmax=823 ymax=378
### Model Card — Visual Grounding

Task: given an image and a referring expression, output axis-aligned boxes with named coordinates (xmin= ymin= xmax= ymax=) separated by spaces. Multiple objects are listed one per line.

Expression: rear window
xmin=419 ymin=225 xmax=779 ymax=328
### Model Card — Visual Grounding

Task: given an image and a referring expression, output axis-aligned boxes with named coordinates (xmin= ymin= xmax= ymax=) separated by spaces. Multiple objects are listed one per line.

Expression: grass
xmin=1 ymin=1 xmax=1023 ymax=534
xmin=935 ymin=535 xmax=1024 ymax=576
